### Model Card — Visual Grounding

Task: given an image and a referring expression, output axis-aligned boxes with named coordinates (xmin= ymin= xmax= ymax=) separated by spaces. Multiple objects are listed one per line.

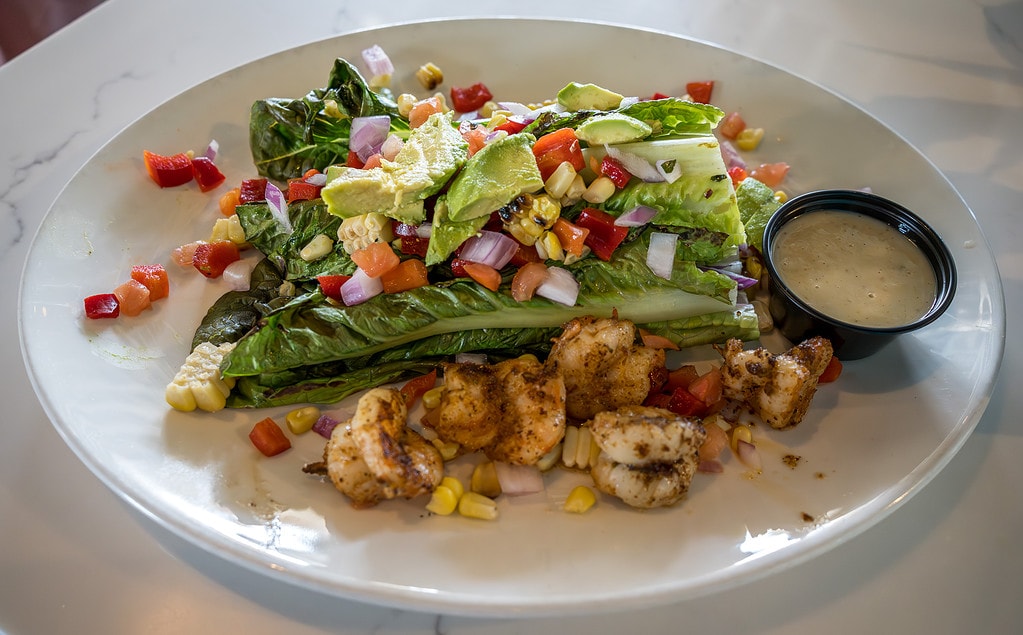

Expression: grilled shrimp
xmin=305 ymin=387 xmax=443 ymax=508
xmin=718 ymin=336 xmax=834 ymax=429
xmin=588 ymin=405 xmax=706 ymax=509
xmin=433 ymin=355 xmax=566 ymax=465
xmin=545 ymin=316 xmax=665 ymax=421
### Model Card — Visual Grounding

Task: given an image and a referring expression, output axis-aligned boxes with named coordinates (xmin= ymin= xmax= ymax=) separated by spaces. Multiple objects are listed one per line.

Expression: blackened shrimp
xmin=304 ymin=387 xmax=443 ymax=508
xmin=717 ymin=336 xmax=834 ymax=429
xmin=432 ymin=355 xmax=566 ymax=465
xmin=544 ymin=316 xmax=665 ymax=421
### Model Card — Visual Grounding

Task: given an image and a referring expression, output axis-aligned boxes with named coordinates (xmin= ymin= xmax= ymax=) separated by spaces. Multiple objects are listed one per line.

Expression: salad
xmin=153 ymin=53 xmax=787 ymax=412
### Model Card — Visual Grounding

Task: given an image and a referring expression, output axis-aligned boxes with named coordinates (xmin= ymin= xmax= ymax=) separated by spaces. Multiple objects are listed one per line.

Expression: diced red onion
xmin=350 ymin=115 xmax=391 ymax=162
xmin=493 ymin=462 xmax=545 ymax=496
xmin=264 ymin=182 xmax=292 ymax=234
xmin=341 ymin=268 xmax=383 ymax=305
xmin=222 ymin=259 xmax=253 ymax=291
xmin=380 ymin=133 xmax=404 ymax=161
xmin=415 ymin=222 xmax=433 ymax=238
xmin=736 ymin=439 xmax=763 ymax=471
xmin=656 ymin=159 xmax=682 ymax=184
xmin=704 ymin=265 xmax=759 ymax=290
xmin=604 ymin=145 xmax=663 ymax=182
xmin=618 ymin=96 xmax=641 ymax=108
xmin=361 ymin=44 xmax=394 ymax=77
xmin=312 ymin=413 xmax=343 ymax=439
xmin=458 ymin=230 xmax=519 ymax=269
xmin=698 ymin=459 xmax=725 ymax=474
xmin=498 ymin=101 xmax=533 ymax=116
xmin=614 ymin=205 xmax=658 ymax=227
xmin=719 ymin=140 xmax=746 ymax=170
xmin=647 ymin=232 xmax=678 ymax=280
xmin=304 ymin=172 xmax=327 ymax=187
xmin=204 ymin=139 xmax=219 ymax=161
xmin=455 ymin=352 xmax=488 ymax=364
xmin=535 ymin=266 xmax=580 ymax=306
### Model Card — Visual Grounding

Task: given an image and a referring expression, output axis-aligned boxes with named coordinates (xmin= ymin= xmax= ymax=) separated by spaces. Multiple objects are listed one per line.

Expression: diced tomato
xmin=687 ymin=368 xmax=723 ymax=405
xmin=686 ymin=81 xmax=714 ymax=104
xmin=130 ymin=264 xmax=169 ymax=301
xmin=818 ymin=355 xmax=843 ymax=383
xmin=400 ymin=369 xmax=438 ymax=406
xmin=345 ymin=150 xmax=365 ymax=168
xmin=192 ymin=240 xmax=241 ymax=278
xmin=190 ymin=156 xmax=226 ymax=192
xmin=648 ymin=365 xmax=669 ymax=395
xmin=575 ymin=207 xmax=629 ymax=261
xmin=643 ymin=392 xmax=673 ymax=409
xmin=727 ymin=165 xmax=748 ymax=187
xmin=493 ymin=117 xmax=528 ymax=135
xmin=639 ymin=331 xmax=680 ymax=350
xmin=663 ymin=364 xmax=700 ymax=392
xmin=286 ymin=178 xmax=322 ymax=202
xmin=718 ymin=111 xmax=746 ymax=140
xmin=398 ymin=235 xmax=430 ymax=258
xmin=509 ymin=241 xmax=542 ymax=267
xmin=143 ymin=150 xmax=194 ymax=188
xmin=648 ymin=92 xmax=671 ymax=100
xmin=667 ymin=386 xmax=709 ymax=417
xmin=510 ymin=261 xmax=548 ymax=301
xmin=450 ymin=258 xmax=471 ymax=278
xmin=351 ymin=241 xmax=400 ymax=278
xmin=409 ymin=96 xmax=444 ymax=128
xmin=450 ymin=82 xmax=493 ymax=113
xmin=362 ymin=154 xmax=383 ymax=170
xmin=380 ymin=258 xmax=429 ymax=294
xmin=172 ymin=240 xmax=205 ymax=267
xmin=461 ymin=124 xmax=489 ymax=157
xmin=317 ymin=274 xmax=352 ymax=301
xmin=239 ymin=178 xmax=268 ymax=203
xmin=532 ymin=128 xmax=585 ymax=181
xmin=113 ymin=279 xmax=152 ymax=317
xmin=482 ymin=211 xmax=504 ymax=233
xmin=550 ymin=217 xmax=590 ymax=257
xmin=462 ymin=262 xmax=502 ymax=291
xmin=219 ymin=188 xmax=241 ymax=216
xmin=749 ymin=162 xmax=790 ymax=188
xmin=599 ymin=155 xmax=632 ymax=189
xmin=249 ymin=417 xmax=291 ymax=457
xmin=83 ymin=293 xmax=119 ymax=319
xmin=699 ymin=424 xmax=729 ymax=461
xmin=392 ymin=221 xmax=419 ymax=238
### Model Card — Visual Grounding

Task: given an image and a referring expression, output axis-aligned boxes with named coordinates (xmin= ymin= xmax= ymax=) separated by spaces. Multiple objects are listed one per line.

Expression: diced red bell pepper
xmin=599 ymin=155 xmax=632 ymax=189
xmin=192 ymin=240 xmax=241 ymax=278
xmin=286 ymin=178 xmax=323 ymax=202
xmin=532 ymin=128 xmax=585 ymax=181
xmin=143 ymin=150 xmax=194 ymax=188
xmin=686 ymin=81 xmax=714 ymax=104
xmin=317 ymin=274 xmax=353 ymax=301
xmin=130 ymin=264 xmax=169 ymax=301
xmin=399 ymin=368 xmax=438 ymax=406
xmin=190 ymin=156 xmax=226 ymax=192
xmin=574 ymin=207 xmax=629 ymax=261
xmin=450 ymin=82 xmax=494 ymax=113
xmin=345 ymin=150 xmax=365 ymax=169
xmin=493 ymin=117 xmax=528 ymax=135
xmin=509 ymin=241 xmax=542 ymax=267
xmin=648 ymin=92 xmax=671 ymax=100
xmin=727 ymin=165 xmax=748 ymax=187
xmin=238 ymin=178 xmax=268 ymax=203
xmin=249 ymin=417 xmax=291 ymax=457
xmin=83 ymin=293 xmax=119 ymax=319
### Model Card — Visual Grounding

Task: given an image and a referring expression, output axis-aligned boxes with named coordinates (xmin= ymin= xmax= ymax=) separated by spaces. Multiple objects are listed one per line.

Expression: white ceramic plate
xmin=19 ymin=18 xmax=1004 ymax=617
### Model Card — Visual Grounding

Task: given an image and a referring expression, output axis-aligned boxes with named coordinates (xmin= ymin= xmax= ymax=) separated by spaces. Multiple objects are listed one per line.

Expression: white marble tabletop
xmin=2 ymin=0 xmax=1021 ymax=632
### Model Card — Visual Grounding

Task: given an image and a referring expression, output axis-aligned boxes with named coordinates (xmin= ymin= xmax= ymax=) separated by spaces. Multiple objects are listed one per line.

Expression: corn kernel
xmin=422 ymin=386 xmax=445 ymax=410
xmin=575 ymin=426 xmax=594 ymax=468
xmin=730 ymin=425 xmax=753 ymax=452
xmin=561 ymin=174 xmax=587 ymax=206
xmin=487 ymin=111 xmax=509 ymax=129
xmin=323 ymin=99 xmax=343 ymax=119
xmin=470 ymin=461 xmax=502 ymax=497
xmin=285 ymin=406 xmax=321 ymax=434
xmin=440 ymin=476 xmax=465 ymax=500
xmin=544 ymin=161 xmax=578 ymax=199
xmin=431 ymin=438 xmax=461 ymax=461
xmin=210 ymin=215 xmax=248 ymax=247
xmin=538 ymin=231 xmax=564 ymax=262
xmin=736 ymin=127 xmax=765 ymax=151
xmin=564 ymin=485 xmax=597 ymax=513
xmin=396 ymin=93 xmax=418 ymax=118
xmin=480 ymin=101 xmax=501 ymax=119
xmin=536 ymin=443 xmax=563 ymax=472
xmin=562 ymin=426 xmax=580 ymax=468
xmin=774 ymin=190 xmax=788 ymax=203
xmin=415 ymin=62 xmax=444 ymax=90
xmin=369 ymin=73 xmax=391 ymax=91
xmin=583 ymin=176 xmax=616 ymax=204
xmin=458 ymin=491 xmax=498 ymax=520
xmin=426 ymin=485 xmax=459 ymax=516
xmin=562 ymin=245 xmax=591 ymax=266
xmin=300 ymin=234 xmax=334 ymax=262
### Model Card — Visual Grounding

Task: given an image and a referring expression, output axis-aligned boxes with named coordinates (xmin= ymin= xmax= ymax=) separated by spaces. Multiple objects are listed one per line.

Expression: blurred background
xmin=0 ymin=0 xmax=105 ymax=64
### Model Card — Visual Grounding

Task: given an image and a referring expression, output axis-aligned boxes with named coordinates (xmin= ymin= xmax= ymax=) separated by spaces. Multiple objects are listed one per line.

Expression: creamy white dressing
xmin=772 ymin=210 xmax=936 ymax=328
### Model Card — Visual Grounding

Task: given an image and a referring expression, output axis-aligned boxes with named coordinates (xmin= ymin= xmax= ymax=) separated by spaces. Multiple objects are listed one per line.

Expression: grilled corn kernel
xmin=536 ymin=443 xmax=563 ymax=472
xmin=426 ymin=485 xmax=459 ymax=516
xmin=285 ymin=406 xmax=321 ymax=435
xmin=431 ymin=438 xmax=461 ymax=461
xmin=396 ymin=93 xmax=418 ymax=118
xmin=774 ymin=190 xmax=788 ymax=203
xmin=415 ymin=62 xmax=444 ymax=90
xmin=582 ymin=176 xmax=616 ymax=204
xmin=564 ymin=485 xmax=597 ymax=514
xmin=458 ymin=491 xmax=498 ymax=520
xmin=544 ymin=161 xmax=578 ymax=199
xmin=470 ymin=461 xmax=502 ymax=498
xmin=537 ymin=231 xmax=564 ymax=262
xmin=736 ymin=127 xmax=765 ymax=151
xmin=730 ymin=424 xmax=753 ymax=452
xmin=440 ymin=476 xmax=465 ymax=500
xmin=299 ymin=234 xmax=334 ymax=262
xmin=422 ymin=386 xmax=445 ymax=410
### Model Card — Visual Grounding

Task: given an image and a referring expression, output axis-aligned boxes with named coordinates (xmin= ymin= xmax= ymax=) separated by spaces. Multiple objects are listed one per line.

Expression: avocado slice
xmin=575 ymin=112 xmax=653 ymax=145
xmin=445 ymin=132 xmax=544 ymax=222
xmin=557 ymin=82 xmax=624 ymax=111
